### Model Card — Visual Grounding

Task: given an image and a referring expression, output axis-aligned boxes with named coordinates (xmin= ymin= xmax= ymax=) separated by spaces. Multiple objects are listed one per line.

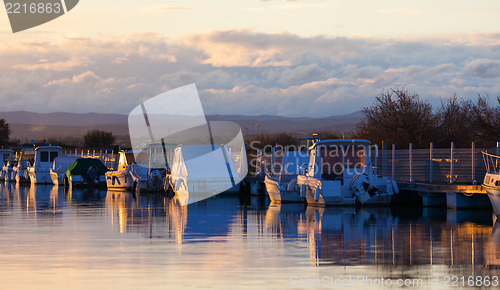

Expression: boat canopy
xmin=52 ymin=156 xmax=79 ymax=173
xmin=66 ymin=158 xmax=108 ymax=178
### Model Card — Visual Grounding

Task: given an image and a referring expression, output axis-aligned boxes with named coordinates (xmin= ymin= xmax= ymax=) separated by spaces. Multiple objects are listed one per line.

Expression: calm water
xmin=0 ymin=183 xmax=499 ymax=289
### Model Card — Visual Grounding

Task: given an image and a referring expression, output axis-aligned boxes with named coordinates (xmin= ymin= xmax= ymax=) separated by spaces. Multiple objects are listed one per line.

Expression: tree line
xmin=0 ymin=123 xmax=116 ymax=148
xmin=354 ymin=89 xmax=500 ymax=148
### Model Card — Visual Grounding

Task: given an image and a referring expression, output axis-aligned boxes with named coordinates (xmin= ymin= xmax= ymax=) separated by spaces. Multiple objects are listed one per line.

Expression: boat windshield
xmin=2 ymin=153 xmax=10 ymax=165
xmin=343 ymin=144 xmax=366 ymax=169
xmin=319 ymin=144 xmax=367 ymax=180
xmin=133 ymin=148 xmax=169 ymax=169
xmin=319 ymin=145 xmax=343 ymax=181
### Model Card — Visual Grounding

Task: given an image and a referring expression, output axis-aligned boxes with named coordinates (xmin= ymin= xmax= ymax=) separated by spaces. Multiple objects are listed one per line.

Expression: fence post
xmin=429 ymin=142 xmax=433 ymax=183
xmin=450 ymin=142 xmax=454 ymax=184
xmin=409 ymin=143 xmax=413 ymax=182
xmin=271 ymin=146 xmax=275 ymax=175
xmin=472 ymin=142 xmax=475 ymax=184
xmin=496 ymin=142 xmax=499 ymax=169
xmin=392 ymin=144 xmax=395 ymax=181
xmin=382 ymin=141 xmax=388 ymax=176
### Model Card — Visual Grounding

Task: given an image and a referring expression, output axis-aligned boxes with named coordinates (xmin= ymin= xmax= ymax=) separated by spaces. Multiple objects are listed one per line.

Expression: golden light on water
xmin=0 ymin=184 xmax=499 ymax=289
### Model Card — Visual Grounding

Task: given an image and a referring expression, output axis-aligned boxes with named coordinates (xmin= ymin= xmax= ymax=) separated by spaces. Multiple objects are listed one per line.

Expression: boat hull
xmin=105 ymin=171 xmax=150 ymax=192
xmin=28 ymin=169 xmax=53 ymax=184
xmin=106 ymin=171 xmax=134 ymax=191
xmin=15 ymin=169 xmax=29 ymax=184
xmin=3 ymin=168 xmax=14 ymax=182
xmin=264 ymin=176 xmax=304 ymax=203
xmin=298 ymin=176 xmax=393 ymax=207
xmin=50 ymin=171 xmax=63 ymax=186
xmin=484 ymin=185 xmax=500 ymax=216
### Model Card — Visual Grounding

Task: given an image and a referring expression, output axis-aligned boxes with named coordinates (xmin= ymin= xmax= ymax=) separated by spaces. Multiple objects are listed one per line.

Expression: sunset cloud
xmin=0 ymin=30 xmax=498 ymax=117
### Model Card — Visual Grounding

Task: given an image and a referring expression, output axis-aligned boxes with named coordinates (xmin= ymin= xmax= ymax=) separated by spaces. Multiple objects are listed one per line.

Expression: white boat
xmin=0 ymin=149 xmax=13 ymax=181
xmin=264 ymin=151 xmax=309 ymax=203
xmin=13 ymin=149 xmax=34 ymax=184
xmin=106 ymin=151 xmax=144 ymax=191
xmin=105 ymin=150 xmax=166 ymax=192
xmin=2 ymin=160 xmax=16 ymax=182
xmin=482 ymin=151 xmax=500 ymax=216
xmin=167 ymin=144 xmax=245 ymax=204
xmin=27 ymin=146 xmax=63 ymax=184
xmin=50 ymin=156 xmax=79 ymax=186
xmin=296 ymin=139 xmax=398 ymax=206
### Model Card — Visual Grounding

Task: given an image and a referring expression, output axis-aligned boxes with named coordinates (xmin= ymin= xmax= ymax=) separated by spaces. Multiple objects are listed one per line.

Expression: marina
xmin=0 ymin=132 xmax=499 ymax=289
xmin=3 ymin=0 xmax=500 ymax=287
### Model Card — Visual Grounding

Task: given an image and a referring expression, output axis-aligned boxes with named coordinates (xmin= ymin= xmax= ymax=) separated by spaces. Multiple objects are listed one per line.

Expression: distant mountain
xmin=0 ymin=111 xmax=127 ymax=126
xmin=0 ymin=111 xmax=363 ymax=144
xmin=206 ymin=111 xmax=363 ymax=135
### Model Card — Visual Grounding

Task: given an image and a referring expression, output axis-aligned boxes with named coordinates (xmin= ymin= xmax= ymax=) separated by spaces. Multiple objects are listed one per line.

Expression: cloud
xmin=463 ymin=58 xmax=500 ymax=79
xmin=14 ymin=56 xmax=92 ymax=71
xmin=377 ymin=8 xmax=422 ymax=14
xmin=0 ymin=30 xmax=499 ymax=117
xmin=140 ymin=5 xmax=191 ymax=11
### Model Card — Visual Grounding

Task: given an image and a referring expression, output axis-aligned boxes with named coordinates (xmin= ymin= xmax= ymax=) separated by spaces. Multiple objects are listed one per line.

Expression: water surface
xmin=0 ymin=183 xmax=498 ymax=289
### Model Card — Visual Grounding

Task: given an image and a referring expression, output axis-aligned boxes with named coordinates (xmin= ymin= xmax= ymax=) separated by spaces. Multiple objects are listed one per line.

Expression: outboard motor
xmin=349 ymin=173 xmax=377 ymax=204
xmin=86 ymin=165 xmax=98 ymax=185
xmin=149 ymin=169 xmax=163 ymax=191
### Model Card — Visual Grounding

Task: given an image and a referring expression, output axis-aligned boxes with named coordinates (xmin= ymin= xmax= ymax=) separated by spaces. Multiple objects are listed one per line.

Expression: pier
xmin=398 ymin=182 xmax=490 ymax=209
xmin=374 ymin=142 xmax=499 ymax=209
xmin=251 ymin=141 xmax=500 ymax=210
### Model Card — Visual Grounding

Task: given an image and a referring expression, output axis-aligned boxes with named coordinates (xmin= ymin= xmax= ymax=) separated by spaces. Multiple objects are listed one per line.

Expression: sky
xmin=0 ymin=0 xmax=499 ymax=117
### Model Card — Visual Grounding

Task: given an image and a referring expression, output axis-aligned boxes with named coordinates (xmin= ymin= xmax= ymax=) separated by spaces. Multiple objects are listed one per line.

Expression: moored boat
xmin=2 ymin=160 xmax=16 ymax=182
xmin=27 ymin=146 xmax=63 ymax=184
xmin=297 ymin=139 xmax=398 ymax=206
xmin=0 ymin=149 xmax=13 ymax=181
xmin=50 ymin=156 xmax=79 ymax=186
xmin=105 ymin=151 xmax=144 ymax=191
xmin=167 ymin=144 xmax=244 ymax=203
xmin=105 ymin=149 xmax=166 ymax=192
xmin=13 ymin=149 xmax=34 ymax=184
xmin=65 ymin=158 xmax=108 ymax=188
xmin=264 ymin=151 xmax=309 ymax=203
xmin=482 ymin=151 xmax=500 ymax=216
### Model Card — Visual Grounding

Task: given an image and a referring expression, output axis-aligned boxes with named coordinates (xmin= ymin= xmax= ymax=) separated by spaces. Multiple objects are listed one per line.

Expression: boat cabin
xmin=306 ymin=139 xmax=373 ymax=184
xmin=118 ymin=145 xmax=174 ymax=172
xmin=117 ymin=151 xmax=136 ymax=170
xmin=0 ymin=149 xmax=13 ymax=166
xmin=33 ymin=146 xmax=63 ymax=169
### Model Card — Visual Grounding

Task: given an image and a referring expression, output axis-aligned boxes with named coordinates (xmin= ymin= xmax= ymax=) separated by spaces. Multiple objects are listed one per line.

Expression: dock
xmin=398 ymin=182 xmax=491 ymax=209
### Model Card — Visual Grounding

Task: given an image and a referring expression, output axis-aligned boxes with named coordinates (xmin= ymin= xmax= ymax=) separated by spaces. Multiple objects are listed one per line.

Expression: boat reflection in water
xmin=103 ymin=191 xmax=239 ymax=248
xmin=485 ymin=220 xmax=500 ymax=267
xmin=264 ymin=204 xmax=499 ymax=268
xmin=26 ymin=185 xmax=65 ymax=218
xmin=0 ymin=182 xmax=500 ymax=289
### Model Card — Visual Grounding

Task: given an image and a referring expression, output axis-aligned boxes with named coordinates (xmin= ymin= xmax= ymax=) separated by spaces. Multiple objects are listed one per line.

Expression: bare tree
xmin=467 ymin=95 xmax=500 ymax=147
xmin=354 ymin=89 xmax=437 ymax=148
xmin=435 ymin=96 xmax=472 ymax=148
